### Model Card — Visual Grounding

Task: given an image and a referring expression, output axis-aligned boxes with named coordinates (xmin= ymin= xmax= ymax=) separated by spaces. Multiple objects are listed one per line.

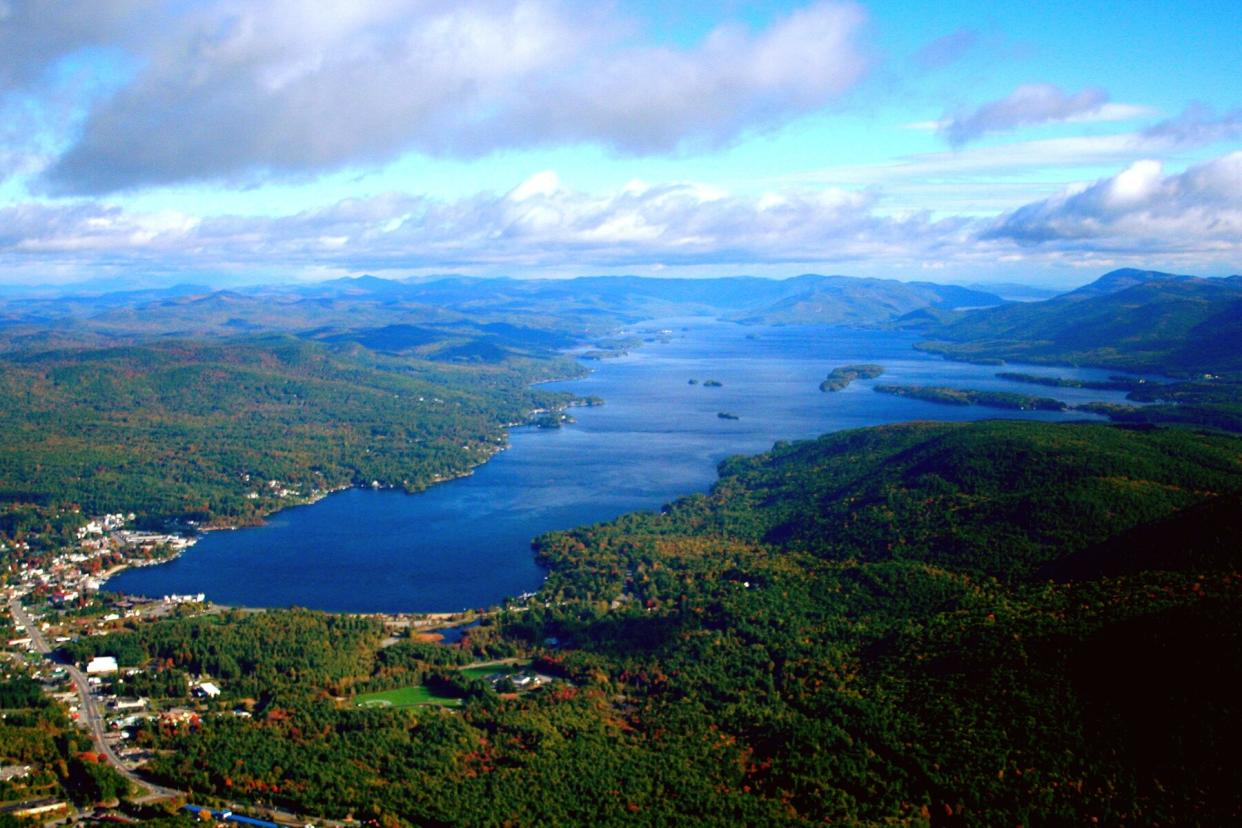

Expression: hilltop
xmin=916 ymin=269 xmax=1242 ymax=375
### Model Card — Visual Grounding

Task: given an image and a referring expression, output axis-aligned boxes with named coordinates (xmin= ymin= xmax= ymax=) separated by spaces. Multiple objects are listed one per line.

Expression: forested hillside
xmin=0 ymin=336 xmax=576 ymax=525
xmin=918 ymin=270 xmax=1242 ymax=375
xmin=77 ymin=420 xmax=1242 ymax=825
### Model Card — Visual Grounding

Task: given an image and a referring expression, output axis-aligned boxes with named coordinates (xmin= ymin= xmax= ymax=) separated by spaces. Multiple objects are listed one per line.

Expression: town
xmin=1 ymin=505 xmax=553 ymax=827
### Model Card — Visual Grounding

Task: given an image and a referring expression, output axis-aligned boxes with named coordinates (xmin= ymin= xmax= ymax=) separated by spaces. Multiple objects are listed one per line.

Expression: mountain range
xmin=918 ymin=268 xmax=1242 ymax=375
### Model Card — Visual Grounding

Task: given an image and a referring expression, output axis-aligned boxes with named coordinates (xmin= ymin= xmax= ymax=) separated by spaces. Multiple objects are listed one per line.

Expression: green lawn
xmin=353 ymin=685 xmax=461 ymax=709
xmin=353 ymin=662 xmax=534 ymax=709
xmin=459 ymin=661 xmax=529 ymax=681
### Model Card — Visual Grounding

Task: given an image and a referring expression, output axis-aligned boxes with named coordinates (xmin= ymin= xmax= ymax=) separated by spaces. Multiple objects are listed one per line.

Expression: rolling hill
xmin=917 ymin=269 xmax=1242 ymax=375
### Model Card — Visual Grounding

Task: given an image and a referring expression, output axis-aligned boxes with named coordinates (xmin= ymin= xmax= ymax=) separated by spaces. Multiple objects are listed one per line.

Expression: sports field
xmin=353 ymin=685 xmax=461 ymax=708
xmin=353 ymin=661 xmax=533 ymax=709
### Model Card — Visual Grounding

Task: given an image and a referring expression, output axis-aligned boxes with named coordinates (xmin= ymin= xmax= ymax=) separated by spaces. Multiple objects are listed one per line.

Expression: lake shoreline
xmin=104 ymin=319 xmax=1145 ymax=614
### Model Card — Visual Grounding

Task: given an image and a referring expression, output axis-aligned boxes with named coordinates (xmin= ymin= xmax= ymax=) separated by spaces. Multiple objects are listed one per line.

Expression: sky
xmin=0 ymin=0 xmax=1239 ymax=290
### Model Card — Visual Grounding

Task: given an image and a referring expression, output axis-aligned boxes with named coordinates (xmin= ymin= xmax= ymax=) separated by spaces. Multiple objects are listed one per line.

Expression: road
xmin=7 ymin=596 xmax=347 ymax=825
xmin=7 ymin=596 xmax=179 ymax=802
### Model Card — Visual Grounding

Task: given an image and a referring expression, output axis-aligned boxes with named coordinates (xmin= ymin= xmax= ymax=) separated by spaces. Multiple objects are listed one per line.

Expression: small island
xmin=820 ymin=364 xmax=884 ymax=392
xmin=875 ymin=384 xmax=1068 ymax=411
xmin=717 ymin=411 xmax=740 ymax=420
xmin=702 ymin=379 xmax=723 ymax=387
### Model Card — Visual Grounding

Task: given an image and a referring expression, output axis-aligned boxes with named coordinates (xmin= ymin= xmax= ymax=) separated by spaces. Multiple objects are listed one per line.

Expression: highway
xmin=7 ymin=596 xmax=179 ymax=802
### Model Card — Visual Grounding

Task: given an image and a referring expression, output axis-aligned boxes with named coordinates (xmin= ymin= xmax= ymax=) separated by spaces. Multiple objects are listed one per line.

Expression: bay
xmin=106 ymin=318 xmax=1140 ymax=613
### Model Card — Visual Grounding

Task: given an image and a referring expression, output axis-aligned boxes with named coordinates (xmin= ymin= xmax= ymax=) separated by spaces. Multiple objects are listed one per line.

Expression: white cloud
xmin=985 ymin=151 xmax=1242 ymax=251
xmin=5 ymin=152 xmax=1240 ymax=281
xmin=941 ymin=83 xmax=1112 ymax=146
xmin=29 ymin=0 xmax=870 ymax=194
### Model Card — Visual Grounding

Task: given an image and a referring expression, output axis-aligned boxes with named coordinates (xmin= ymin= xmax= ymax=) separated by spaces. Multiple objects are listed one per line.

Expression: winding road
xmin=8 ymin=596 xmax=344 ymax=825
xmin=7 ymin=596 xmax=178 ymax=802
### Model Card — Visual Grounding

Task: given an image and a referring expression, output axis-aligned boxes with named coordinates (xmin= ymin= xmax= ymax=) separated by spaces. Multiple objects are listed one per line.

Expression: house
xmin=110 ymin=697 xmax=148 ymax=711
xmin=86 ymin=656 xmax=118 ymax=674
xmin=193 ymin=682 xmax=221 ymax=699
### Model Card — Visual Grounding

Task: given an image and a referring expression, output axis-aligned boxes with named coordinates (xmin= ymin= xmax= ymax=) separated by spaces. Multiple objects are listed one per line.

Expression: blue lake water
xmin=106 ymin=319 xmax=1141 ymax=613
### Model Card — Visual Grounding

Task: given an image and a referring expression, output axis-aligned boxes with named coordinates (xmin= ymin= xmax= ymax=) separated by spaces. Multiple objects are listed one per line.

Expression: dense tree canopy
xmin=93 ymin=421 xmax=1242 ymax=826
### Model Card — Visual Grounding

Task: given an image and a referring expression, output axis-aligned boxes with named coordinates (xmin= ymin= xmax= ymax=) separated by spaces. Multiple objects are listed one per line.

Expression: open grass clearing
xmin=459 ymin=660 xmax=531 ymax=681
xmin=353 ymin=684 xmax=460 ymax=709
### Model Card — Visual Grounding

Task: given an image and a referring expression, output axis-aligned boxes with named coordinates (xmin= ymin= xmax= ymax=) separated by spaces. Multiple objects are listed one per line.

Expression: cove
xmin=105 ymin=319 xmax=1140 ymax=613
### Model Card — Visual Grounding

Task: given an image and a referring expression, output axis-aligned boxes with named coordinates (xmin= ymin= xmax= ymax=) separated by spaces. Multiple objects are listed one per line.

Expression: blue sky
xmin=0 ymin=0 xmax=1238 ymax=289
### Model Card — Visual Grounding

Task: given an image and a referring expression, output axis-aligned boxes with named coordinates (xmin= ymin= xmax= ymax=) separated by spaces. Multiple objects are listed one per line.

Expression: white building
xmin=86 ymin=656 xmax=118 ymax=674
xmin=193 ymin=682 xmax=221 ymax=699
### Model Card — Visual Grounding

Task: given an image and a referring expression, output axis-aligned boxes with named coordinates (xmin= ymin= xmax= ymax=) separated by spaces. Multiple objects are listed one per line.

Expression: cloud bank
xmin=23 ymin=0 xmax=869 ymax=194
xmin=4 ymin=152 xmax=1239 ymax=281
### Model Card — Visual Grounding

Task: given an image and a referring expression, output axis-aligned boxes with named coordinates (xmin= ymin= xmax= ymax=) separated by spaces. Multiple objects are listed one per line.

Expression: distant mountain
xmin=0 ymin=273 xmax=1006 ymax=341
xmin=0 ymin=283 xmax=212 ymax=319
xmin=724 ymin=275 xmax=1003 ymax=325
xmin=1061 ymin=267 xmax=1198 ymax=299
xmin=918 ymin=271 xmax=1242 ymax=375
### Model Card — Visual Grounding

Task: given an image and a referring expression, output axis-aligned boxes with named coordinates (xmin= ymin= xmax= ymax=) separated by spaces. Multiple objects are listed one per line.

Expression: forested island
xmin=874 ymin=383 xmax=1068 ymax=411
xmin=819 ymin=364 xmax=884 ymax=392
xmin=996 ymin=371 xmax=1147 ymax=392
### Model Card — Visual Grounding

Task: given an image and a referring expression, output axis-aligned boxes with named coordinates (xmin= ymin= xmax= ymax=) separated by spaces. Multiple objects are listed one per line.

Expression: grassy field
xmin=353 ymin=661 xmax=534 ymax=709
xmin=459 ymin=661 xmax=528 ymax=681
xmin=354 ymin=685 xmax=461 ymax=708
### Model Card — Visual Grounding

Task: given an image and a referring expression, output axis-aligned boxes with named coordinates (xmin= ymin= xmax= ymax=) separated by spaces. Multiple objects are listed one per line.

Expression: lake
xmin=106 ymin=318 xmax=1140 ymax=612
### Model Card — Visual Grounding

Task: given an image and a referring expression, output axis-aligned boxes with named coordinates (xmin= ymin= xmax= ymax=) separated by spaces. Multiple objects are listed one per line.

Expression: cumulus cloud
xmin=34 ymin=0 xmax=869 ymax=194
xmin=7 ymin=151 xmax=1240 ymax=280
xmin=0 ymin=172 xmax=970 ymax=273
xmin=984 ymin=151 xmax=1242 ymax=251
xmin=941 ymin=83 xmax=1112 ymax=146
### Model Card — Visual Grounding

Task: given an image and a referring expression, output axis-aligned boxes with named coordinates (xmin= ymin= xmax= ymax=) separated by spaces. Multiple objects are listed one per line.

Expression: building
xmin=193 ymin=682 xmax=221 ymax=699
xmin=110 ymin=697 xmax=148 ymax=711
xmin=86 ymin=656 xmax=119 ymax=674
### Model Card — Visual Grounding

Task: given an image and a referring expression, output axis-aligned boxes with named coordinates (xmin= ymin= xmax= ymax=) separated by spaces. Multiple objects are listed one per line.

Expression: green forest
xmin=56 ymin=420 xmax=1242 ymax=825
xmin=0 ymin=336 xmax=578 ymax=527
xmin=914 ymin=273 xmax=1242 ymax=434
